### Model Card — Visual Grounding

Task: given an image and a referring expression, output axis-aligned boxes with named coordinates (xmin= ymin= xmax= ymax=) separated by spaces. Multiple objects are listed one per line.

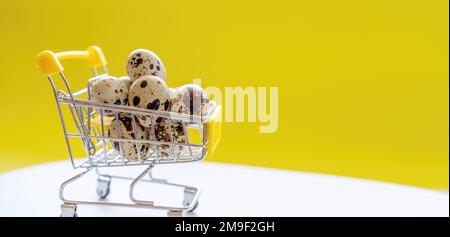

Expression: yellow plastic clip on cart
xmin=36 ymin=46 xmax=222 ymax=217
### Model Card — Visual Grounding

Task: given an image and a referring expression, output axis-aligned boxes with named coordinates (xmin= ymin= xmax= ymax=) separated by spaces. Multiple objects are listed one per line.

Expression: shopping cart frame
xmin=36 ymin=46 xmax=222 ymax=217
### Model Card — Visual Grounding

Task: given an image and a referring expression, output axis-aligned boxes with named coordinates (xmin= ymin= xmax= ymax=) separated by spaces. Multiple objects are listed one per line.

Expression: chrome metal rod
xmin=59 ymin=168 xmax=92 ymax=203
xmin=129 ymin=165 xmax=155 ymax=205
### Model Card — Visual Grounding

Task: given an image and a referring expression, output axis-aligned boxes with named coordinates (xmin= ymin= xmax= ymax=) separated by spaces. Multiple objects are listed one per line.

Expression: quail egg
xmin=90 ymin=76 xmax=128 ymax=116
xmin=128 ymin=75 xmax=170 ymax=127
xmin=177 ymin=84 xmax=210 ymax=117
xmin=170 ymin=120 xmax=187 ymax=156
xmin=108 ymin=113 xmax=150 ymax=161
xmin=169 ymin=88 xmax=188 ymax=114
xmin=118 ymin=76 xmax=132 ymax=92
xmin=168 ymin=88 xmax=188 ymax=155
xmin=152 ymin=117 xmax=172 ymax=158
xmin=126 ymin=49 xmax=167 ymax=83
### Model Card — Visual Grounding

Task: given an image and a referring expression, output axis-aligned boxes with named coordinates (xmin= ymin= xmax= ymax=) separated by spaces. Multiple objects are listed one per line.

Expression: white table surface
xmin=0 ymin=160 xmax=448 ymax=217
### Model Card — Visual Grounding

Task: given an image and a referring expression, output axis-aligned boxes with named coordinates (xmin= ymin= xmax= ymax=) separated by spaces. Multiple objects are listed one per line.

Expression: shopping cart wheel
xmin=60 ymin=203 xmax=78 ymax=217
xmin=167 ymin=210 xmax=183 ymax=217
xmin=96 ymin=175 xmax=111 ymax=199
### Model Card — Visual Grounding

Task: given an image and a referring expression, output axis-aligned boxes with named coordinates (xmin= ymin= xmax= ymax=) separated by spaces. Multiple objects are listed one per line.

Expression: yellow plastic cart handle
xmin=36 ymin=46 xmax=107 ymax=76
xmin=206 ymin=105 xmax=222 ymax=156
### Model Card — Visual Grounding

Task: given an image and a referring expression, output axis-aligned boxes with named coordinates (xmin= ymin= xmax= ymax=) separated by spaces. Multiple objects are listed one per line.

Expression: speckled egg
xmin=153 ymin=117 xmax=172 ymax=158
xmin=126 ymin=49 xmax=166 ymax=83
xmin=149 ymin=117 xmax=186 ymax=158
xmin=118 ymin=76 xmax=132 ymax=92
xmin=170 ymin=120 xmax=187 ymax=156
xmin=169 ymin=88 xmax=188 ymax=114
xmin=90 ymin=76 xmax=128 ymax=116
xmin=168 ymin=89 xmax=188 ymax=155
xmin=128 ymin=75 xmax=171 ymax=127
xmin=168 ymin=87 xmax=178 ymax=100
xmin=108 ymin=113 xmax=150 ymax=161
xmin=177 ymin=84 xmax=210 ymax=116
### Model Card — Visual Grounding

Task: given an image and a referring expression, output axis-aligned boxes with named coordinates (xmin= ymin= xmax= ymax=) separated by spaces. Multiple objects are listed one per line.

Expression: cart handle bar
xmin=36 ymin=46 xmax=107 ymax=76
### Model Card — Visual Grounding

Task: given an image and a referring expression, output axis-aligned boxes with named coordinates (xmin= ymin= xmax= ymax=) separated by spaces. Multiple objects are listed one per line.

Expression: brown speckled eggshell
xmin=128 ymin=75 xmax=170 ymax=127
xmin=108 ymin=113 xmax=150 ymax=161
xmin=152 ymin=117 xmax=172 ymax=158
xmin=118 ymin=76 xmax=132 ymax=92
xmin=168 ymin=88 xmax=188 ymax=156
xmin=126 ymin=49 xmax=166 ymax=83
xmin=90 ymin=76 xmax=128 ymax=116
xmin=177 ymin=84 xmax=210 ymax=117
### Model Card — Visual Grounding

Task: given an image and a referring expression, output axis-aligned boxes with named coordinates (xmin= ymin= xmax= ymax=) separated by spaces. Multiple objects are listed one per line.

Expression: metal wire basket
xmin=36 ymin=46 xmax=222 ymax=217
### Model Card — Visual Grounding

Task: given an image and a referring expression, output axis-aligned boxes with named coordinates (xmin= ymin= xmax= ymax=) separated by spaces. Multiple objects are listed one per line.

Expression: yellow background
xmin=0 ymin=0 xmax=448 ymax=189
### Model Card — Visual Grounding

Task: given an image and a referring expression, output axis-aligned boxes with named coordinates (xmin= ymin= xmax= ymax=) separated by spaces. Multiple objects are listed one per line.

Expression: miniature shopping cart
xmin=36 ymin=46 xmax=222 ymax=217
